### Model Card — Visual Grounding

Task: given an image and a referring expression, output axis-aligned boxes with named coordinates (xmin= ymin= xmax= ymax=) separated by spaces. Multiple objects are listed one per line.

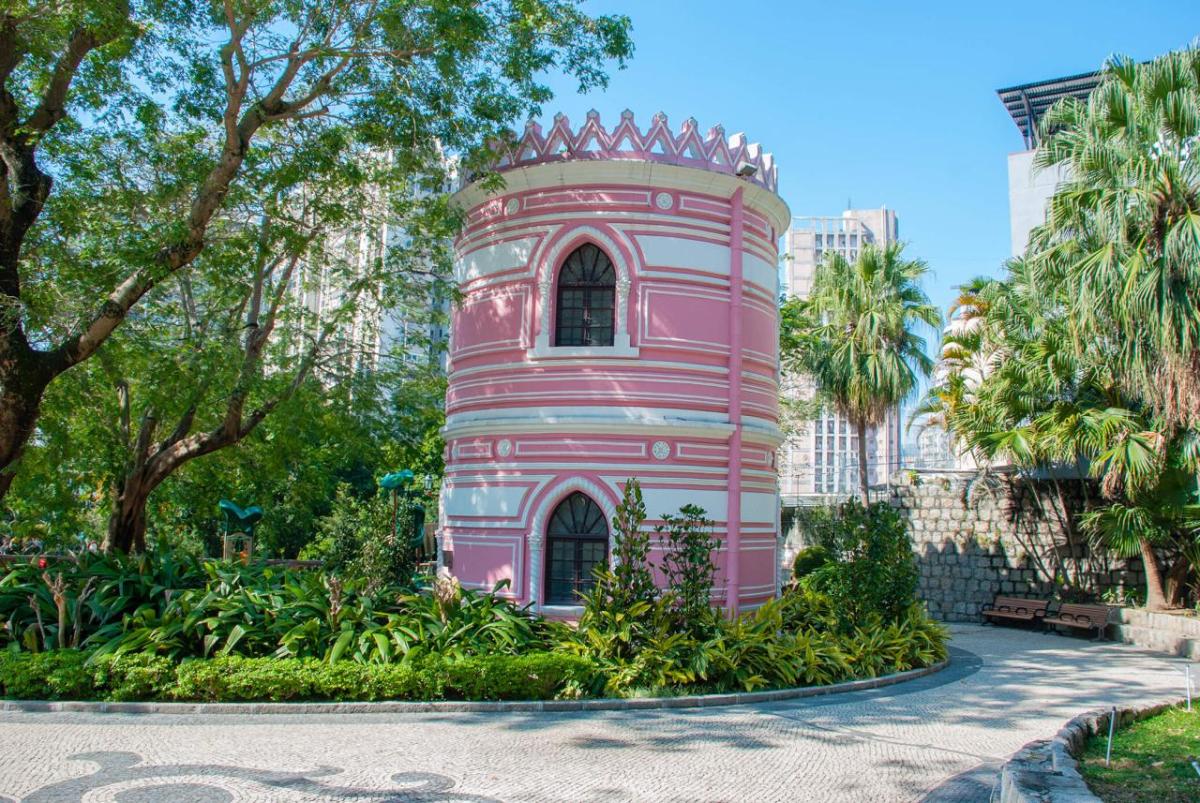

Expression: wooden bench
xmin=981 ymin=595 xmax=1049 ymax=626
xmin=1044 ymin=603 xmax=1110 ymax=639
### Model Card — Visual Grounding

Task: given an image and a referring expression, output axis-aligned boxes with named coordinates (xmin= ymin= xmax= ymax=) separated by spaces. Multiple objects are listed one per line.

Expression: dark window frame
xmin=554 ymin=243 xmax=616 ymax=347
xmin=544 ymin=491 xmax=610 ymax=605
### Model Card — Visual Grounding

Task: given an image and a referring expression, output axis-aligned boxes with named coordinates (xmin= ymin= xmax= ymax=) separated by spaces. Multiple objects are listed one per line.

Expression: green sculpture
xmin=379 ymin=470 xmax=428 ymax=558
xmin=219 ymin=499 xmax=263 ymax=562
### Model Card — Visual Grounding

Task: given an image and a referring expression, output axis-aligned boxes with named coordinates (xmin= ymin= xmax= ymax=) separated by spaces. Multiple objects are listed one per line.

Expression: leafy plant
xmin=799 ymin=500 xmax=920 ymax=628
xmin=602 ymin=478 xmax=658 ymax=612
xmin=792 ymin=545 xmax=833 ymax=581
xmin=656 ymin=504 xmax=719 ymax=633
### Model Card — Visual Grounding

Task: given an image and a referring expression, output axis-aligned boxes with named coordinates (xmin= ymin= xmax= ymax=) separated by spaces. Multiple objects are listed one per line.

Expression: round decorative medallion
xmin=504 ymin=198 xmax=520 ymax=215
xmin=654 ymin=192 xmax=674 ymax=210
xmin=651 ymin=440 xmax=671 ymax=460
xmin=496 ymin=439 xmax=513 ymax=457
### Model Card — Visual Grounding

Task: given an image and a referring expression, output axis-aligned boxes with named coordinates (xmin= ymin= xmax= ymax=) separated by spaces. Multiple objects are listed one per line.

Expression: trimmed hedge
xmin=0 ymin=650 xmax=596 ymax=703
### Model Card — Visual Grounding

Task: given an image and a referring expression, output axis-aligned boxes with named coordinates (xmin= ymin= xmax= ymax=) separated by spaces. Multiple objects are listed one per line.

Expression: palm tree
xmin=925 ymin=261 xmax=1197 ymax=609
xmin=781 ymin=242 xmax=941 ymax=501
xmin=1030 ymin=48 xmax=1200 ymax=432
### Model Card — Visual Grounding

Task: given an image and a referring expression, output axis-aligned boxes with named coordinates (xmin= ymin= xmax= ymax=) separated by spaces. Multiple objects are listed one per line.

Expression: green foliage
xmin=598 ymin=478 xmax=658 ymax=613
xmin=309 ymin=484 xmax=416 ymax=592
xmin=440 ymin=653 xmax=596 ymax=701
xmin=798 ymin=501 xmax=920 ymax=628
xmin=0 ymin=649 xmax=94 ymax=700
xmin=792 ymin=545 xmax=833 ymax=581
xmin=566 ymin=585 xmax=946 ymax=698
xmin=0 ymin=533 xmax=947 ymax=703
xmin=0 ymin=649 xmax=592 ymax=703
xmin=0 ymin=547 xmax=555 ymax=664
xmin=88 ymin=653 xmax=176 ymax=702
xmin=780 ymin=243 xmax=941 ymax=498
xmin=656 ymin=504 xmax=720 ymax=632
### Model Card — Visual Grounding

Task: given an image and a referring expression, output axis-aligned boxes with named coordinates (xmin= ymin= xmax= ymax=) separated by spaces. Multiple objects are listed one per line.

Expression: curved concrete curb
xmin=0 ymin=657 xmax=948 ymax=716
xmin=997 ymin=696 xmax=1181 ymax=802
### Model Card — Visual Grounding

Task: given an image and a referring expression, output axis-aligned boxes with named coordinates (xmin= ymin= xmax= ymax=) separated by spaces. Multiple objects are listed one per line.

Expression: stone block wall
xmin=890 ymin=470 xmax=1144 ymax=622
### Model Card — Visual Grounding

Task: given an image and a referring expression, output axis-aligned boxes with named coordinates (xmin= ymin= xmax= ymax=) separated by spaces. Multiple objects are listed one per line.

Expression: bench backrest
xmin=991 ymin=596 xmax=1049 ymax=612
xmin=1054 ymin=603 xmax=1110 ymax=625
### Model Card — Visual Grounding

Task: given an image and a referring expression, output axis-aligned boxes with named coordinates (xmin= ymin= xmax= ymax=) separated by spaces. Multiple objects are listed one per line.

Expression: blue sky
xmin=542 ymin=1 xmax=1197 ymax=315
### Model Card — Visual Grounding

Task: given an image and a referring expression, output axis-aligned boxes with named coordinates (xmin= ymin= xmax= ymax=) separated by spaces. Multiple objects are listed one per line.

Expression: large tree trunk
xmin=1139 ymin=536 xmax=1170 ymax=611
xmin=0 ymin=347 xmax=50 ymax=502
xmin=106 ymin=472 xmax=151 ymax=554
xmin=855 ymin=419 xmax=870 ymax=503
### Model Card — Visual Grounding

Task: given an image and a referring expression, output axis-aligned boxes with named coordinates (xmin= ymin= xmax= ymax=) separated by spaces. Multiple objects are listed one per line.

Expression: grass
xmin=1079 ymin=706 xmax=1200 ymax=802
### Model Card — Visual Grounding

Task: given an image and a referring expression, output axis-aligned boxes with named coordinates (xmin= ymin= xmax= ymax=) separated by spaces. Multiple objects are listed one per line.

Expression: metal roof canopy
xmin=997 ymin=70 xmax=1102 ymax=149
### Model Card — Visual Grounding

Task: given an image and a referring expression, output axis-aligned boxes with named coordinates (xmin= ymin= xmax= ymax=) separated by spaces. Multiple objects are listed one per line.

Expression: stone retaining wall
xmin=1108 ymin=608 xmax=1200 ymax=659
xmin=889 ymin=470 xmax=1144 ymax=622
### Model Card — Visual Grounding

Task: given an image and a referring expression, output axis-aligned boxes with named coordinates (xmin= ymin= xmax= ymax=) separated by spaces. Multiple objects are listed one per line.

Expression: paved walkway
xmin=0 ymin=625 xmax=1187 ymax=802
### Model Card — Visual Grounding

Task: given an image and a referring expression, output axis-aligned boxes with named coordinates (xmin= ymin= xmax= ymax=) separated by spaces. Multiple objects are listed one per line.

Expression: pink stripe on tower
xmin=726 ymin=186 xmax=745 ymax=614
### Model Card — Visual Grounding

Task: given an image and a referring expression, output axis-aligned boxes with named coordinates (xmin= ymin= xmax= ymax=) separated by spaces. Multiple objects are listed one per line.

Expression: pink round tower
xmin=440 ymin=111 xmax=788 ymax=613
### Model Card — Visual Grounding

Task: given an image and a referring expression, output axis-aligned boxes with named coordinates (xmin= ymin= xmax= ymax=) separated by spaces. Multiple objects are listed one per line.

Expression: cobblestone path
xmin=0 ymin=625 xmax=1185 ymax=802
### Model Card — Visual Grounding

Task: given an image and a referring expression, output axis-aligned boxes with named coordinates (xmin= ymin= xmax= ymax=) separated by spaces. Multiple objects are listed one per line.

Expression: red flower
xmin=36 ymin=557 xmax=47 ymax=569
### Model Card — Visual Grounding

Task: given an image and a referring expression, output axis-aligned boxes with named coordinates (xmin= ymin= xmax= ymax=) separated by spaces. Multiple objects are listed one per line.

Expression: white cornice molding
xmin=452 ymin=161 xmax=791 ymax=236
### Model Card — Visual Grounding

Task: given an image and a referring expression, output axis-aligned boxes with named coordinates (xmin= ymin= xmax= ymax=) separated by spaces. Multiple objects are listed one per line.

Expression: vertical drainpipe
xmin=726 ymin=187 xmax=745 ymax=615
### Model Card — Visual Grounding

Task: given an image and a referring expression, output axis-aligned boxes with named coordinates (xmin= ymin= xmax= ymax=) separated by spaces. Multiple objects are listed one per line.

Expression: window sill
xmin=528 ymin=345 xmax=640 ymax=360
xmin=539 ymin=604 xmax=585 ymax=618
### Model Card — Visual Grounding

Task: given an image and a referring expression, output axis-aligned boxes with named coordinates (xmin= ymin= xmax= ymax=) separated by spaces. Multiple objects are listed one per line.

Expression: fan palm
xmin=1030 ymin=48 xmax=1200 ymax=431
xmin=781 ymin=243 xmax=941 ymax=500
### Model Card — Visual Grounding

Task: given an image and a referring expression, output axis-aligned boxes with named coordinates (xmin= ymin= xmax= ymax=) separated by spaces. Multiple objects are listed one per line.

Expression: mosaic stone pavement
xmin=0 ymin=625 xmax=1187 ymax=802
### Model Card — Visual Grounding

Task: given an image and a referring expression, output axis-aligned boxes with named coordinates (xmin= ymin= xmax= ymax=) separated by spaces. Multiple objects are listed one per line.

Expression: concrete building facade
xmin=997 ymin=71 xmax=1101 ymax=256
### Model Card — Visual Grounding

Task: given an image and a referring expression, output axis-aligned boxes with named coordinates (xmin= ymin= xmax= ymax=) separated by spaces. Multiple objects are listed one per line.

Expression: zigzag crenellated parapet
xmin=485 ymin=110 xmax=778 ymax=194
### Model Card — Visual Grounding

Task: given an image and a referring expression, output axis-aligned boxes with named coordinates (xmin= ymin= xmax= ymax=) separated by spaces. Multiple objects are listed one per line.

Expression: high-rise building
xmin=778 ymin=208 xmax=902 ymax=502
xmin=290 ymin=160 xmax=453 ymax=381
xmin=997 ymin=71 xmax=1101 ymax=256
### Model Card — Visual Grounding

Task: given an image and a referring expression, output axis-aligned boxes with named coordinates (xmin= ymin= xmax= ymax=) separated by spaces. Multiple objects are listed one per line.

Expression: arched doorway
xmin=544 ymin=491 xmax=609 ymax=604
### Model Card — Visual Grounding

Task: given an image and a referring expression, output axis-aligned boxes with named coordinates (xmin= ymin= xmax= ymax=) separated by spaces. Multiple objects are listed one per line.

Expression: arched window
xmin=555 ymin=243 xmax=615 ymax=347
xmin=545 ymin=492 xmax=609 ymax=604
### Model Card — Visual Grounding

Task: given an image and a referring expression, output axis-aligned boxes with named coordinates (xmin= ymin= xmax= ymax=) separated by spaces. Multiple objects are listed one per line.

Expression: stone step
xmin=1112 ymin=608 xmax=1200 ymax=638
xmin=1108 ymin=622 xmax=1200 ymax=660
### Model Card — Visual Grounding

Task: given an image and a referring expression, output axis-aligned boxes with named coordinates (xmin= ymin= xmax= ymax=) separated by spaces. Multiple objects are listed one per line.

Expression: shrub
xmin=792 ymin=545 xmax=832 ymax=580
xmin=313 ymin=484 xmax=414 ymax=592
xmin=600 ymin=478 xmax=658 ymax=612
xmin=656 ymin=503 xmax=719 ymax=632
xmin=0 ymin=649 xmax=93 ymax=699
xmin=89 ymin=653 xmax=176 ymax=701
xmin=800 ymin=500 xmax=919 ymax=627
xmin=173 ymin=655 xmax=443 ymax=702
xmin=440 ymin=653 xmax=596 ymax=700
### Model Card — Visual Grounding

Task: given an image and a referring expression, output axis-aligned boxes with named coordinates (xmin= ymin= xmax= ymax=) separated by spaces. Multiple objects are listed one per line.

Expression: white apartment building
xmin=779 ymin=208 xmax=903 ymax=502
xmin=997 ymin=71 xmax=1100 ymax=256
xmin=291 ymin=160 xmax=453 ymax=380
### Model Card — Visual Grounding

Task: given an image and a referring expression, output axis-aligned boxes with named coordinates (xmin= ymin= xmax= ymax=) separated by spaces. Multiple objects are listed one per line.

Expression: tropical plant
xmin=781 ymin=243 xmax=941 ymax=500
xmin=656 ymin=504 xmax=720 ymax=631
xmin=1030 ymin=48 xmax=1200 ymax=432
xmin=597 ymin=478 xmax=658 ymax=613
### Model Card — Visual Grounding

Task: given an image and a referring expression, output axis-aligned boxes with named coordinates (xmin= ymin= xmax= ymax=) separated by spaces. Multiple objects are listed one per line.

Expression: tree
xmin=0 ymin=1 xmax=633 ymax=503
xmin=923 ymin=265 xmax=1198 ymax=609
xmin=780 ymin=243 xmax=941 ymax=500
xmin=1030 ymin=48 xmax=1200 ymax=432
